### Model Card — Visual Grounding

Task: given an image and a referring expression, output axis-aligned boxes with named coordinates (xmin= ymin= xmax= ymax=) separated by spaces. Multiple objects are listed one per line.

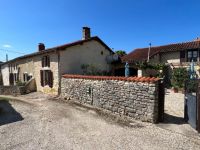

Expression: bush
xmin=172 ymin=67 xmax=189 ymax=89
xmin=186 ymin=79 xmax=198 ymax=93
xmin=16 ymin=81 xmax=26 ymax=86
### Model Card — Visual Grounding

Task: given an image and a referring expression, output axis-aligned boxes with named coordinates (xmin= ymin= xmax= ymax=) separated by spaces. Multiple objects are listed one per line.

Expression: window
xmin=42 ymin=56 xmax=50 ymax=67
xmin=23 ymin=73 xmax=28 ymax=82
xmin=40 ymin=70 xmax=53 ymax=88
xmin=14 ymin=64 xmax=18 ymax=70
xmin=187 ymin=50 xmax=198 ymax=62
xmin=23 ymin=73 xmax=32 ymax=82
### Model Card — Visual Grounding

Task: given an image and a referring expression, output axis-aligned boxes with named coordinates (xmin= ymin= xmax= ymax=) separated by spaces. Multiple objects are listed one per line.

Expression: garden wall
xmin=0 ymin=86 xmax=26 ymax=95
xmin=61 ymin=75 xmax=161 ymax=123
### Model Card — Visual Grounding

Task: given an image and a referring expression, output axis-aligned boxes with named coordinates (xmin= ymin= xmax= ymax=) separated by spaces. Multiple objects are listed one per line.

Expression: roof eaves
xmin=1 ymin=36 xmax=114 ymax=65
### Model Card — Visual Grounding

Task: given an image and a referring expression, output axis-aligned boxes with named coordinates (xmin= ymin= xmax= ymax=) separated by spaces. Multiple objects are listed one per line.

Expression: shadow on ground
xmin=163 ymin=113 xmax=186 ymax=125
xmin=0 ymin=99 xmax=23 ymax=126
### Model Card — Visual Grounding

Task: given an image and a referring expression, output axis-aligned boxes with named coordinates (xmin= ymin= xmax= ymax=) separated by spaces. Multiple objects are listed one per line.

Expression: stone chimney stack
xmin=38 ymin=43 xmax=45 ymax=51
xmin=82 ymin=27 xmax=91 ymax=40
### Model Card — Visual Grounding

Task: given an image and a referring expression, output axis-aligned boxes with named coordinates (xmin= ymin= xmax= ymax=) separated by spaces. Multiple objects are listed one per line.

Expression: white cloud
xmin=3 ymin=44 xmax=12 ymax=48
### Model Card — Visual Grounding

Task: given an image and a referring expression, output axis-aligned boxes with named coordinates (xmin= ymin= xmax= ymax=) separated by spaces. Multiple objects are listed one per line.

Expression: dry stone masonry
xmin=61 ymin=75 xmax=161 ymax=123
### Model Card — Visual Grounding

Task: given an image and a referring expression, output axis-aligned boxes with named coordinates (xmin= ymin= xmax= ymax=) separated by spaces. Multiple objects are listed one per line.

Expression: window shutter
xmin=42 ymin=57 xmax=45 ymax=67
xmin=49 ymin=71 xmax=53 ymax=88
xmin=9 ymin=73 xmax=14 ymax=85
xmin=180 ymin=51 xmax=185 ymax=63
xmin=23 ymin=73 xmax=25 ymax=82
xmin=40 ymin=70 xmax=44 ymax=87
xmin=47 ymin=56 xmax=50 ymax=67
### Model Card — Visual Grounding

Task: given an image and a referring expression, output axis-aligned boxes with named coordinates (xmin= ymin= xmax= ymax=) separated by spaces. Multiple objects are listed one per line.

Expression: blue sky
xmin=0 ymin=0 xmax=200 ymax=61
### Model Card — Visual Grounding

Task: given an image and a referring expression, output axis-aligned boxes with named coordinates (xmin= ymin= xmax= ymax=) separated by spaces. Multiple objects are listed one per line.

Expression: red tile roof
xmin=62 ymin=74 xmax=160 ymax=83
xmin=122 ymin=40 xmax=200 ymax=63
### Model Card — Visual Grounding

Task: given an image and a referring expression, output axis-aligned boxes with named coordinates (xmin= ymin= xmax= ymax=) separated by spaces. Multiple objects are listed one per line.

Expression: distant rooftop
xmin=122 ymin=39 xmax=200 ymax=62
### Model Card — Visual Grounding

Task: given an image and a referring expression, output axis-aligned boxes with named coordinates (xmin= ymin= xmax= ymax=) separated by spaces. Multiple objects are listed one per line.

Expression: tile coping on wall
xmin=62 ymin=74 xmax=160 ymax=83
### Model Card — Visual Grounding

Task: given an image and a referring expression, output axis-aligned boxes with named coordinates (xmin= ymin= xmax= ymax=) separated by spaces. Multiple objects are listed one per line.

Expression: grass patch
xmin=0 ymin=97 xmax=11 ymax=101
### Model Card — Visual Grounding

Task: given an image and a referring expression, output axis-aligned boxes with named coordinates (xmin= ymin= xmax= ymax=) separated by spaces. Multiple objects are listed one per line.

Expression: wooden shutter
xmin=40 ymin=70 xmax=44 ymax=87
xmin=180 ymin=51 xmax=186 ymax=63
xmin=47 ymin=56 xmax=50 ymax=67
xmin=48 ymin=71 xmax=53 ymax=88
xmin=9 ymin=73 xmax=14 ymax=85
xmin=42 ymin=57 xmax=45 ymax=67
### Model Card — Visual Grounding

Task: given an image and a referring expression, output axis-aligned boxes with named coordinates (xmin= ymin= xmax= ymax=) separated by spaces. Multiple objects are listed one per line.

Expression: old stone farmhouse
xmin=0 ymin=27 xmax=114 ymax=94
xmin=119 ymin=38 xmax=200 ymax=77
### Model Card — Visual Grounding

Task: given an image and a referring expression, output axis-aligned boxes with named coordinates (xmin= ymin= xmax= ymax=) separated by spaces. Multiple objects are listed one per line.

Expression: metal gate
xmin=184 ymin=79 xmax=200 ymax=132
xmin=158 ymin=80 xmax=165 ymax=122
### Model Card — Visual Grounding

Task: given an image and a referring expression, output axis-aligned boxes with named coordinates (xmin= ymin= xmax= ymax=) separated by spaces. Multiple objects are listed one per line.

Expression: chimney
xmin=82 ymin=27 xmax=91 ymax=40
xmin=38 ymin=43 xmax=45 ymax=51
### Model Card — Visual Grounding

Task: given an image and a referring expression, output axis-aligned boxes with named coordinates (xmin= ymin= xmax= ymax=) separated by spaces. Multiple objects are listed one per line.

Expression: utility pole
xmin=6 ymin=54 xmax=8 ymax=62
xmin=147 ymin=43 xmax=151 ymax=62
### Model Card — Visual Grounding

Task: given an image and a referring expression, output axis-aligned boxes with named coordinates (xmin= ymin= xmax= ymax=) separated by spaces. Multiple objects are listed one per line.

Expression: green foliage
xmin=136 ymin=62 xmax=165 ymax=70
xmin=81 ymin=64 xmax=111 ymax=76
xmin=136 ymin=62 xmax=167 ymax=78
xmin=115 ymin=50 xmax=127 ymax=56
xmin=186 ymin=79 xmax=198 ymax=93
xmin=172 ymin=67 xmax=189 ymax=89
xmin=16 ymin=81 xmax=26 ymax=86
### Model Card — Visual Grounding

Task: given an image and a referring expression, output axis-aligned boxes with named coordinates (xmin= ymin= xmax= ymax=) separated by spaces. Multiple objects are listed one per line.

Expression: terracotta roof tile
xmin=122 ymin=40 xmax=200 ymax=62
xmin=62 ymin=74 xmax=160 ymax=83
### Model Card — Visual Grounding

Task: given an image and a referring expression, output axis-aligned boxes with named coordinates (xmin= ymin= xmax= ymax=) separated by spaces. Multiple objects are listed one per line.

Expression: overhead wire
xmin=0 ymin=48 xmax=26 ymax=55
xmin=0 ymin=48 xmax=28 ymax=62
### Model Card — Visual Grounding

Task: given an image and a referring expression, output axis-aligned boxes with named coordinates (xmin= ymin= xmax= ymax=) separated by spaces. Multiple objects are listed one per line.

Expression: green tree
xmin=115 ymin=50 xmax=127 ymax=56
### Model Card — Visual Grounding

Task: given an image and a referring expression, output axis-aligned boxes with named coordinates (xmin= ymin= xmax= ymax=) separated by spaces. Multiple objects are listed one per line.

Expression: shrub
xmin=172 ymin=67 xmax=189 ymax=89
xmin=16 ymin=81 xmax=26 ymax=86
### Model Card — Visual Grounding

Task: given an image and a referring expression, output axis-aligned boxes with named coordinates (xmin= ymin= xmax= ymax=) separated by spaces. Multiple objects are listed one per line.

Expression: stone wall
xmin=0 ymin=86 xmax=26 ymax=96
xmin=24 ymin=78 xmax=37 ymax=94
xmin=0 ymin=78 xmax=36 ymax=96
xmin=61 ymin=75 xmax=161 ymax=123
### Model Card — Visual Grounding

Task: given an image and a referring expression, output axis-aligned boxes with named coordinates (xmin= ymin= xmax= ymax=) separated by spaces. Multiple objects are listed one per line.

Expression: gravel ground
xmin=157 ymin=89 xmax=199 ymax=137
xmin=0 ymin=92 xmax=200 ymax=150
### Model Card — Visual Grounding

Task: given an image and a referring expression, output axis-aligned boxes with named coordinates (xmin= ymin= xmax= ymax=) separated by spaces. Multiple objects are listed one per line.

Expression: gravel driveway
xmin=157 ymin=89 xmax=199 ymax=137
xmin=0 ymin=92 xmax=200 ymax=150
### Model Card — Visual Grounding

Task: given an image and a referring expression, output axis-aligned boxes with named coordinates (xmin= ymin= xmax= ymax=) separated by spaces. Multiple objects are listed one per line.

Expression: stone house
xmin=0 ymin=27 xmax=114 ymax=94
xmin=121 ymin=38 xmax=200 ymax=78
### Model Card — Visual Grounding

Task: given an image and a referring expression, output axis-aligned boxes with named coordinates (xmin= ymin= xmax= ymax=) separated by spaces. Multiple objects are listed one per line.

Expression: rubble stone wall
xmin=61 ymin=75 xmax=160 ymax=123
